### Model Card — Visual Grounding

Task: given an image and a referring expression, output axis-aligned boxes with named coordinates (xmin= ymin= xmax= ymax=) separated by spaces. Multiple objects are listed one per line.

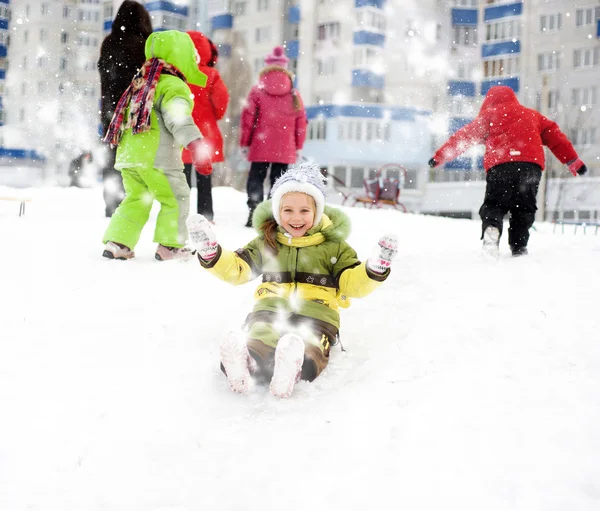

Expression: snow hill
xmin=1 ymin=185 xmax=599 ymax=511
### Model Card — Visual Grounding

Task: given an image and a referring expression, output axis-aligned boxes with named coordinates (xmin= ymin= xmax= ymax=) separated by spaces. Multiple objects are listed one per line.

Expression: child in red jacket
xmin=181 ymin=32 xmax=229 ymax=222
xmin=429 ymin=85 xmax=587 ymax=258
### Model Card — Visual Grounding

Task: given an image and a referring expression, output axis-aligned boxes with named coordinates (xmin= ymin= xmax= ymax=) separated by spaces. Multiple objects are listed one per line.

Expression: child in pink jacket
xmin=239 ymin=46 xmax=307 ymax=227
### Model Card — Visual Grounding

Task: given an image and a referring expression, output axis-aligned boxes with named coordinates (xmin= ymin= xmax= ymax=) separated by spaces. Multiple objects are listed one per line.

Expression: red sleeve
xmin=538 ymin=113 xmax=578 ymax=164
xmin=239 ymin=88 xmax=259 ymax=147
xmin=294 ymin=93 xmax=307 ymax=150
xmin=433 ymin=117 xmax=487 ymax=165
xmin=210 ymin=73 xmax=229 ymax=121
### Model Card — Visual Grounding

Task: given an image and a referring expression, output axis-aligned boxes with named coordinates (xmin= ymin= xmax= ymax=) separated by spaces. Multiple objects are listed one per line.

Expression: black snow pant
xmin=183 ymin=164 xmax=214 ymax=220
xmin=479 ymin=162 xmax=542 ymax=251
xmin=102 ymin=146 xmax=125 ymax=217
xmin=246 ymin=162 xmax=288 ymax=213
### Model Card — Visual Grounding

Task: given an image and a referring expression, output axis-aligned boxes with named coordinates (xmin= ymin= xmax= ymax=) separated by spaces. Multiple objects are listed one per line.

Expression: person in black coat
xmin=97 ymin=0 xmax=152 ymax=217
xmin=68 ymin=151 xmax=93 ymax=187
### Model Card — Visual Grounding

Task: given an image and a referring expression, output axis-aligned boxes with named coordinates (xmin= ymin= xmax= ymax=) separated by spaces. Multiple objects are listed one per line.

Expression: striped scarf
xmin=103 ymin=58 xmax=187 ymax=147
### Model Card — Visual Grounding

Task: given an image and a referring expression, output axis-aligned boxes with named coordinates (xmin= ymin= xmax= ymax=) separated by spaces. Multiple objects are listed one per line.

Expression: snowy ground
xmin=1 ymin=185 xmax=599 ymax=511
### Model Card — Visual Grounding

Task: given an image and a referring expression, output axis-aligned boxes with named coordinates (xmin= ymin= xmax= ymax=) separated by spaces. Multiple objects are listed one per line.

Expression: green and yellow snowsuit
xmin=103 ymin=31 xmax=207 ymax=249
xmin=199 ymin=201 xmax=390 ymax=380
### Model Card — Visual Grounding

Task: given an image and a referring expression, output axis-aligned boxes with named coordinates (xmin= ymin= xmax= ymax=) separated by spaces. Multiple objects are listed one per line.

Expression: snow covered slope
xmin=1 ymin=186 xmax=599 ymax=511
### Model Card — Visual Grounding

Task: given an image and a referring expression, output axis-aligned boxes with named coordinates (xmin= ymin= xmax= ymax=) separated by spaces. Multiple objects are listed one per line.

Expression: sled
xmin=352 ymin=164 xmax=408 ymax=212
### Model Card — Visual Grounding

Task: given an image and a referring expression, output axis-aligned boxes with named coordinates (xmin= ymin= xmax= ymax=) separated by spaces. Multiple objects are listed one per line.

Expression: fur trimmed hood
xmin=252 ymin=200 xmax=351 ymax=242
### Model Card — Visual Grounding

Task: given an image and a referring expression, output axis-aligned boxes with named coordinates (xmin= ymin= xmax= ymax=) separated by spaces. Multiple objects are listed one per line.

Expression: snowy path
xmin=1 ymin=186 xmax=599 ymax=511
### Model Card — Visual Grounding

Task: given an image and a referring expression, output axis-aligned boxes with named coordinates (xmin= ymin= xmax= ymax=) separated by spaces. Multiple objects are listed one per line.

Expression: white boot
xmin=270 ymin=334 xmax=305 ymax=399
xmin=482 ymin=226 xmax=500 ymax=260
xmin=220 ymin=332 xmax=253 ymax=394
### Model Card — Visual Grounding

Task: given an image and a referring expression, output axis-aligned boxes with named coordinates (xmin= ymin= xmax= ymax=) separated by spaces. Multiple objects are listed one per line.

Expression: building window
xmin=61 ymin=32 xmax=68 ymax=44
xmin=257 ymin=0 xmax=269 ymax=11
xmin=63 ymin=6 xmax=71 ymax=18
xmin=540 ymin=13 xmax=561 ymax=32
xmin=352 ymin=46 xmax=381 ymax=68
xmin=316 ymin=57 xmax=336 ymax=76
xmin=356 ymin=8 xmax=386 ymax=32
xmin=574 ymin=47 xmax=600 ymax=69
xmin=452 ymin=0 xmax=477 ymax=6
xmin=60 ymin=57 xmax=68 ymax=70
xmin=573 ymin=127 xmax=597 ymax=146
xmin=22 ymin=56 xmax=27 ymax=69
xmin=484 ymin=56 xmax=520 ymax=77
xmin=308 ymin=119 xmax=327 ymax=140
xmin=453 ymin=26 xmax=477 ymax=46
xmin=537 ymin=52 xmax=560 ymax=71
xmin=40 ymin=29 xmax=48 ymax=42
xmin=255 ymin=26 xmax=272 ymax=43
xmin=41 ymin=3 xmax=50 ymax=15
xmin=547 ymin=90 xmax=560 ymax=110
xmin=575 ymin=7 xmax=600 ymax=27
xmin=572 ymin=86 xmax=597 ymax=107
xmin=24 ymin=30 xmax=28 ymax=43
xmin=317 ymin=22 xmax=340 ymax=41
xmin=233 ymin=1 xmax=246 ymax=15
xmin=485 ymin=19 xmax=520 ymax=42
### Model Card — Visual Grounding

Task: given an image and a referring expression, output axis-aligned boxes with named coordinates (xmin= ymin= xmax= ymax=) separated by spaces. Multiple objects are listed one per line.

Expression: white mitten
xmin=186 ymin=214 xmax=218 ymax=261
xmin=367 ymin=234 xmax=398 ymax=274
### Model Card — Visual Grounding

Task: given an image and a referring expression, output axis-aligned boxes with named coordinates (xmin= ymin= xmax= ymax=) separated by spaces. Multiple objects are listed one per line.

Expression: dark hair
xmin=112 ymin=0 xmax=153 ymax=39
xmin=207 ymin=39 xmax=219 ymax=68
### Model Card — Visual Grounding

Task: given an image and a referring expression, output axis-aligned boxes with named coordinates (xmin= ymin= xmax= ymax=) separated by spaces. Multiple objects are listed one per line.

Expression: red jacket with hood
xmin=433 ymin=86 xmax=578 ymax=171
xmin=239 ymin=66 xmax=307 ymax=164
xmin=181 ymin=31 xmax=229 ymax=165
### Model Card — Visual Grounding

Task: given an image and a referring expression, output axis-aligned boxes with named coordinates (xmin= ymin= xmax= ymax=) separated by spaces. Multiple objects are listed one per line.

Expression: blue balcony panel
xmin=103 ymin=20 xmax=112 ymax=31
xmin=353 ymin=31 xmax=385 ymax=47
xmin=449 ymin=117 xmax=473 ymax=134
xmin=481 ymin=77 xmax=520 ymax=95
xmin=288 ymin=5 xmax=300 ymax=24
xmin=482 ymin=40 xmax=520 ymax=58
xmin=451 ymin=8 xmax=477 ymax=26
xmin=484 ymin=2 xmax=522 ymax=22
xmin=355 ymin=0 xmax=385 ymax=8
xmin=286 ymin=40 xmax=299 ymax=59
xmin=0 ymin=44 xmax=6 ymax=58
xmin=0 ymin=69 xmax=5 ymax=79
xmin=306 ymin=104 xmax=429 ymax=122
xmin=352 ymin=69 xmax=385 ymax=89
xmin=0 ymin=19 xmax=7 ymax=29
xmin=211 ymin=13 xmax=233 ymax=30
xmin=0 ymin=0 xmax=9 ymax=4
xmin=145 ymin=1 xmax=188 ymax=16
xmin=444 ymin=155 xmax=484 ymax=171
xmin=448 ymin=80 xmax=476 ymax=97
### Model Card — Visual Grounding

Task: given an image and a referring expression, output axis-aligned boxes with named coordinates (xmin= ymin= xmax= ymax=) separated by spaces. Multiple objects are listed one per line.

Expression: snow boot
xmin=155 ymin=244 xmax=193 ymax=261
xmin=511 ymin=246 xmax=528 ymax=257
xmin=220 ymin=333 xmax=255 ymax=394
xmin=102 ymin=241 xmax=135 ymax=260
xmin=482 ymin=226 xmax=500 ymax=260
xmin=270 ymin=334 xmax=305 ymax=399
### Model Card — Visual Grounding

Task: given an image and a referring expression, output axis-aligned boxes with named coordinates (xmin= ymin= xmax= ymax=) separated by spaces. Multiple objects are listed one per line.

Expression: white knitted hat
xmin=271 ymin=162 xmax=327 ymax=226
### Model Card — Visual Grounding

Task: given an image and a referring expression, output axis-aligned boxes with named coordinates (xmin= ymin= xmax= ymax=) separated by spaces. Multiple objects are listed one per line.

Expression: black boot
xmin=511 ymin=246 xmax=528 ymax=257
xmin=245 ymin=209 xmax=254 ymax=228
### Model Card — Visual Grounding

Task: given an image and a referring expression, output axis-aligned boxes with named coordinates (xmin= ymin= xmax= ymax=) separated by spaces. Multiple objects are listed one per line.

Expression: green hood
xmin=145 ymin=30 xmax=207 ymax=87
xmin=253 ymin=200 xmax=351 ymax=242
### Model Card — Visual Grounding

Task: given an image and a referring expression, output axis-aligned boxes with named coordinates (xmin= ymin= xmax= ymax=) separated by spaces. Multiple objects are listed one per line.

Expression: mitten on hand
xmin=428 ymin=157 xmax=438 ymax=168
xmin=187 ymin=139 xmax=212 ymax=175
xmin=567 ymin=158 xmax=587 ymax=176
xmin=366 ymin=234 xmax=398 ymax=274
xmin=186 ymin=214 xmax=218 ymax=261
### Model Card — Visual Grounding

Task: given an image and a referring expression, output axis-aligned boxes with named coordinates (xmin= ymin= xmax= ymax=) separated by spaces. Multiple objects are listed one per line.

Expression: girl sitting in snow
xmin=186 ymin=162 xmax=398 ymax=398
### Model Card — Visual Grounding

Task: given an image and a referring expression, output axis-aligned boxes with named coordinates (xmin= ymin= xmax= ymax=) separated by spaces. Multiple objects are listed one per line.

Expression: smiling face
xmin=279 ymin=192 xmax=315 ymax=237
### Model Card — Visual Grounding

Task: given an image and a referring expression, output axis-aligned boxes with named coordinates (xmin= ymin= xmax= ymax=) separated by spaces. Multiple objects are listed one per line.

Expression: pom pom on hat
xmin=264 ymin=46 xmax=290 ymax=69
xmin=271 ymin=162 xmax=327 ymax=226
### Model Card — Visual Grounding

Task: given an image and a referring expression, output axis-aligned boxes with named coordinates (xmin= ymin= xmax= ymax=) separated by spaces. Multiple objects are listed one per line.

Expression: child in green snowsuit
xmin=102 ymin=30 xmax=209 ymax=261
